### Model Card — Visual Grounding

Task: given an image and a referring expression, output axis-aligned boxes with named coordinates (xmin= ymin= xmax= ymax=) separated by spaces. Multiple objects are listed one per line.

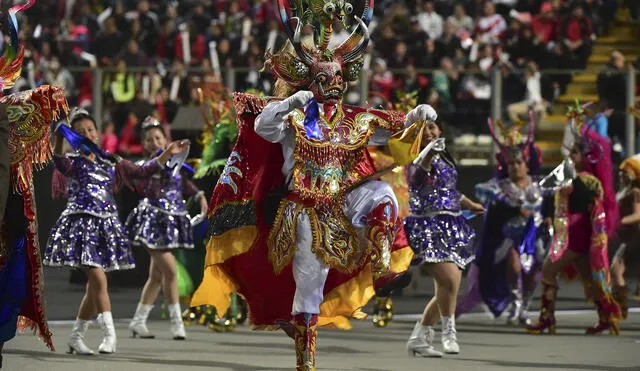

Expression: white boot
xmin=97 ymin=312 xmax=117 ymax=354
xmin=67 ymin=318 xmax=95 ymax=355
xmin=441 ymin=316 xmax=459 ymax=354
xmin=168 ymin=303 xmax=186 ymax=340
xmin=129 ymin=303 xmax=155 ymax=339
xmin=506 ymin=289 xmax=523 ymax=325
xmin=406 ymin=321 xmax=443 ymax=358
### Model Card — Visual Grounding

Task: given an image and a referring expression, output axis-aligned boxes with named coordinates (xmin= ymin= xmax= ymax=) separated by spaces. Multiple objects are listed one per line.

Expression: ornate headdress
xmin=266 ymin=0 xmax=373 ymax=96
xmin=566 ymin=100 xmax=612 ymax=164
xmin=487 ymin=111 xmax=541 ymax=177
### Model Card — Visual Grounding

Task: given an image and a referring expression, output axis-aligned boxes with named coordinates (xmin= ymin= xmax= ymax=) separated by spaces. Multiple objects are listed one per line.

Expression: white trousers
xmin=291 ymin=181 xmax=397 ymax=314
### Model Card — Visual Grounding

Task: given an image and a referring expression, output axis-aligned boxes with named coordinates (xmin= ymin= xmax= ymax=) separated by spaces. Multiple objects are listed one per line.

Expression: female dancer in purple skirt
xmin=126 ymin=117 xmax=208 ymax=340
xmin=44 ymin=109 xmax=189 ymax=355
xmin=405 ymin=113 xmax=484 ymax=358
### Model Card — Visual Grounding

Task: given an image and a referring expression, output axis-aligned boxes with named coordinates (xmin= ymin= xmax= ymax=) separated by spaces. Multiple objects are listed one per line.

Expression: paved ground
xmin=4 ymin=269 xmax=640 ymax=370
xmin=6 ymin=311 xmax=640 ymax=371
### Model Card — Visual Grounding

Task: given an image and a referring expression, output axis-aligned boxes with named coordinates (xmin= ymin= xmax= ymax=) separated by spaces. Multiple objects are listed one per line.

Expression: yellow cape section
xmin=191 ymin=226 xmax=414 ymax=330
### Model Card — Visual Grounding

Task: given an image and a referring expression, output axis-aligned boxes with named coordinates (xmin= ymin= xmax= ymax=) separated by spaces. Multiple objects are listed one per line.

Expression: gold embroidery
xmin=268 ymin=200 xmax=302 ymax=274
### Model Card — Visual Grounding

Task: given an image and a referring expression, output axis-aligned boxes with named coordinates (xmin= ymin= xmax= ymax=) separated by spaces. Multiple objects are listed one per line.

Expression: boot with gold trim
xmin=526 ymin=281 xmax=557 ymax=334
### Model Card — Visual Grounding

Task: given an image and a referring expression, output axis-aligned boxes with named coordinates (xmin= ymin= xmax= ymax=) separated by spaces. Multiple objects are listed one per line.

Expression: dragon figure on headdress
xmin=0 ymin=0 xmax=70 ymax=357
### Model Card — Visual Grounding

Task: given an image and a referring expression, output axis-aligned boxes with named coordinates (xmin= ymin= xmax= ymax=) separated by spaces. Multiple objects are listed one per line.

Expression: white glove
xmin=167 ymin=144 xmax=190 ymax=177
xmin=54 ymin=120 xmax=70 ymax=132
xmin=283 ymin=90 xmax=314 ymax=113
xmin=405 ymin=104 xmax=438 ymax=127
xmin=190 ymin=213 xmax=206 ymax=227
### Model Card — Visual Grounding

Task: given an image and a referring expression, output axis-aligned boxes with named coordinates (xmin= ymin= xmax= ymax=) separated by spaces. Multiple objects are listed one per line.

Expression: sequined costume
xmin=0 ymin=0 xmax=68 ymax=357
xmin=457 ymin=117 xmax=551 ymax=324
xmin=527 ymin=105 xmax=621 ymax=335
xmin=44 ymin=154 xmax=162 ymax=271
xmin=404 ymin=156 xmax=476 ymax=268
xmin=191 ymin=1 xmax=425 ymax=369
xmin=126 ymin=158 xmax=202 ymax=250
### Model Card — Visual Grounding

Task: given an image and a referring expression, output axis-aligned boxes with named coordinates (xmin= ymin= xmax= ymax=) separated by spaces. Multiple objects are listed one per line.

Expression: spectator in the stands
xmin=437 ymin=21 xmax=463 ymax=62
xmin=101 ymin=122 xmax=119 ymax=154
xmin=110 ymin=59 xmax=137 ymax=131
xmin=447 ymin=3 xmax=474 ymax=33
xmin=164 ymin=60 xmax=191 ymax=105
xmin=188 ymin=2 xmax=212 ymax=35
xmin=475 ymin=1 xmax=507 ymax=45
xmin=507 ymin=61 xmax=546 ymax=130
xmin=418 ymin=1 xmax=444 ymax=40
xmin=398 ymin=64 xmax=430 ymax=103
xmin=388 ymin=41 xmax=411 ymax=69
xmin=369 ymin=58 xmax=395 ymax=103
xmin=531 ymin=2 xmax=559 ymax=47
xmin=561 ymin=4 xmax=594 ymax=69
xmin=156 ymin=18 xmax=178 ymax=64
xmin=459 ymin=62 xmax=492 ymax=134
xmin=598 ymin=50 xmax=628 ymax=142
xmin=416 ymin=38 xmax=438 ymax=69
xmin=135 ymin=0 xmax=160 ymax=55
xmin=92 ymin=17 xmax=126 ymax=66
xmin=174 ymin=24 xmax=207 ymax=66
xmin=45 ymin=55 xmax=75 ymax=100
xmin=373 ymin=24 xmax=398 ymax=62
xmin=121 ymin=39 xmax=148 ymax=67
xmin=405 ymin=18 xmax=428 ymax=58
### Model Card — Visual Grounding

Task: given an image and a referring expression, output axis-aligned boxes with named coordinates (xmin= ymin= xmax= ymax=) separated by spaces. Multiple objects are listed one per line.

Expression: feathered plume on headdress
xmin=565 ymin=100 xmax=613 ymax=164
xmin=0 ymin=0 xmax=36 ymax=91
xmin=487 ymin=111 xmax=541 ymax=177
xmin=193 ymin=86 xmax=239 ymax=178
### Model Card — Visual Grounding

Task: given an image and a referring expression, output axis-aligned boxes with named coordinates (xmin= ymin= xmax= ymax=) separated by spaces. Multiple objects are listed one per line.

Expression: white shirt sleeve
xmin=254 ymin=100 xmax=292 ymax=143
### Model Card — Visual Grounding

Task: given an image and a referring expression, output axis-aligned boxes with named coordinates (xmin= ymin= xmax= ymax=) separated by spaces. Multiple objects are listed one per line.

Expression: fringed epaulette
xmin=3 ymin=85 xmax=70 ymax=194
xmin=233 ymin=92 xmax=271 ymax=116
xmin=577 ymin=172 xmax=604 ymax=197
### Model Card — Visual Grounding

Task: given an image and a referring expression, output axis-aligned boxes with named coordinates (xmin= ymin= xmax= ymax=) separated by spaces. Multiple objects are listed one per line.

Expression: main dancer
xmin=191 ymin=1 xmax=432 ymax=368
xmin=44 ymin=109 xmax=189 ymax=355
xmin=526 ymin=111 xmax=621 ymax=335
xmin=126 ymin=117 xmax=208 ymax=340
xmin=457 ymin=117 xmax=552 ymax=326
xmin=405 ymin=118 xmax=484 ymax=357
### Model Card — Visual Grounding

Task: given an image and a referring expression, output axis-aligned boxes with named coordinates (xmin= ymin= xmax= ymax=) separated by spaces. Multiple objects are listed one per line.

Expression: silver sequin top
xmin=54 ymin=153 xmax=162 ymax=218
xmin=407 ymin=155 xmax=461 ymax=216
xmin=133 ymin=160 xmax=200 ymax=216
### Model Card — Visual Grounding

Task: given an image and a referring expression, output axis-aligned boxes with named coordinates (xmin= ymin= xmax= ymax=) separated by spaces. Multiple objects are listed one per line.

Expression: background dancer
xmin=611 ymin=154 xmax=640 ymax=320
xmin=127 ymin=117 xmax=208 ymax=341
xmin=526 ymin=111 xmax=621 ymax=335
xmin=405 ymin=118 xmax=484 ymax=358
xmin=458 ymin=117 xmax=552 ymax=326
xmin=45 ymin=109 xmax=189 ymax=355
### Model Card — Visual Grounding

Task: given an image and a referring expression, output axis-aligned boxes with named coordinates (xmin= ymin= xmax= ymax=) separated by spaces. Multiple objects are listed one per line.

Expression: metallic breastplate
xmin=289 ymin=108 xmax=377 ymax=202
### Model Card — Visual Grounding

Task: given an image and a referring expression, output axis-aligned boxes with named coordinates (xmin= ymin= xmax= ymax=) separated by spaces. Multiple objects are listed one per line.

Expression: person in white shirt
xmin=418 ymin=1 xmax=444 ymax=40
xmin=447 ymin=4 xmax=474 ymax=33
xmin=475 ymin=2 xmax=507 ymax=45
xmin=507 ymin=61 xmax=547 ymax=129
